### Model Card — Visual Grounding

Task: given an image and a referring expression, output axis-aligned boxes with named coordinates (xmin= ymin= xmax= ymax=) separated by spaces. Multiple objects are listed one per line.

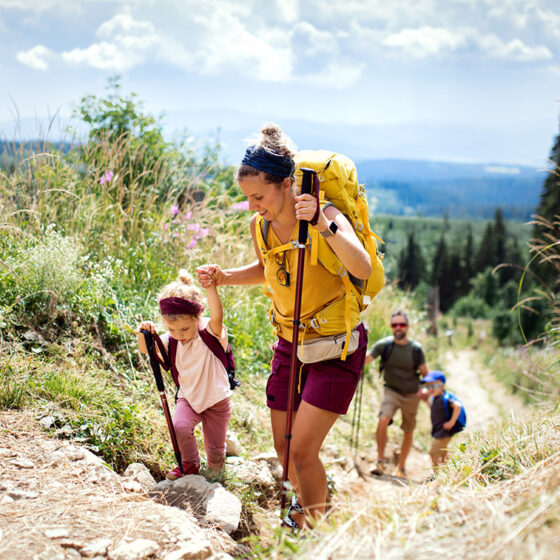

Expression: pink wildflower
xmin=99 ymin=170 xmax=114 ymax=186
xmin=187 ymin=223 xmax=201 ymax=232
xmin=170 ymin=205 xmax=179 ymax=215
xmin=200 ymin=227 xmax=210 ymax=237
xmin=184 ymin=211 xmax=193 ymax=220
xmin=233 ymin=200 xmax=249 ymax=211
xmin=188 ymin=240 xmax=197 ymax=249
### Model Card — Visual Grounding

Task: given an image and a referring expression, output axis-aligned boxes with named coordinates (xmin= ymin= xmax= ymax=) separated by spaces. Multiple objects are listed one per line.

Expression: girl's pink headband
xmin=159 ymin=297 xmax=204 ymax=316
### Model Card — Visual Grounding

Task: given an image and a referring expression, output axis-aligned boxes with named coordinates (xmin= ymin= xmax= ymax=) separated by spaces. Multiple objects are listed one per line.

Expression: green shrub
xmin=451 ymin=295 xmax=491 ymax=319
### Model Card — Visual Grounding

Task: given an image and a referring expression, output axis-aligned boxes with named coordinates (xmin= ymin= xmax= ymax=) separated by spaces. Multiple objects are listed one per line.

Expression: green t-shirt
xmin=370 ymin=336 xmax=426 ymax=394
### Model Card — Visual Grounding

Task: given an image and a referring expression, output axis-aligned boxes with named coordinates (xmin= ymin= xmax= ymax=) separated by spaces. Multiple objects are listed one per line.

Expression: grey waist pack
xmin=297 ymin=329 xmax=360 ymax=364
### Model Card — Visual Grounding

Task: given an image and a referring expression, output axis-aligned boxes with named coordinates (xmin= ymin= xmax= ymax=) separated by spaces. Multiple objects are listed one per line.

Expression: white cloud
xmin=478 ymin=34 xmax=552 ymax=61
xmin=382 ymin=26 xmax=466 ymax=58
xmin=16 ymin=44 xmax=52 ymax=70
xmin=61 ymin=11 xmax=165 ymax=71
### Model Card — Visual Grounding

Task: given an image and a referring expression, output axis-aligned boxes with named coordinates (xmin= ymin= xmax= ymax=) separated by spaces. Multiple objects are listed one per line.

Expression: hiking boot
xmin=370 ymin=459 xmax=389 ymax=476
xmin=393 ymin=466 xmax=407 ymax=479
xmin=283 ymin=494 xmax=304 ymax=533
xmin=166 ymin=462 xmax=199 ymax=480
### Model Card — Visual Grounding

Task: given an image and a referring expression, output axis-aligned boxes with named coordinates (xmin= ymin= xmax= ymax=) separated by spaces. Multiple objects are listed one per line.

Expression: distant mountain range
xmin=356 ymin=159 xmax=546 ymax=220
xmin=1 ymin=138 xmax=546 ymax=221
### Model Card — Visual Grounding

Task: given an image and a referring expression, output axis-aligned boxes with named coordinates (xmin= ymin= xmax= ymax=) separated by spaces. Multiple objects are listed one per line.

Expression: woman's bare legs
xmin=270 ymin=409 xmax=303 ymax=526
xmin=271 ymin=402 xmax=339 ymax=527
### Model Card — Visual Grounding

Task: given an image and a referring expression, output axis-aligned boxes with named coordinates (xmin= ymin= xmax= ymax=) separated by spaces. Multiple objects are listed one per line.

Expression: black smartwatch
xmin=320 ymin=220 xmax=338 ymax=238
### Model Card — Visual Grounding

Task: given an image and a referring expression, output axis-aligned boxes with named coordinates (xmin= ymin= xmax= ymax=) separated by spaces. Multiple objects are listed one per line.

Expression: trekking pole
xmin=140 ymin=329 xmax=183 ymax=476
xmin=280 ymin=168 xmax=314 ymax=515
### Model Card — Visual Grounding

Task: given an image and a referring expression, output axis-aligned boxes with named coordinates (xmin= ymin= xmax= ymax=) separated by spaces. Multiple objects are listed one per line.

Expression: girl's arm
xmin=205 ymin=282 xmax=224 ymax=338
xmin=295 ymin=195 xmax=372 ymax=280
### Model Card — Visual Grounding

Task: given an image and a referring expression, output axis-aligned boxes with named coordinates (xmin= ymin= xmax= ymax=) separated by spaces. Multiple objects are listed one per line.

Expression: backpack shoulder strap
xmin=379 ymin=337 xmax=395 ymax=372
xmin=198 ymin=328 xmax=231 ymax=372
xmin=411 ymin=341 xmax=423 ymax=372
xmin=442 ymin=391 xmax=452 ymax=418
xmin=167 ymin=336 xmax=180 ymax=388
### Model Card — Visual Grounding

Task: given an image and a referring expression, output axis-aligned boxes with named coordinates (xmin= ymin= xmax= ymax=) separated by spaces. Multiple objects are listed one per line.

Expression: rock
xmin=67 ymin=448 xmax=85 ymax=461
xmin=39 ymin=415 xmax=57 ymax=429
xmin=205 ymin=485 xmax=242 ymax=534
xmin=162 ymin=542 xmax=213 ymax=560
xmin=225 ymin=431 xmax=243 ymax=457
xmin=8 ymin=489 xmax=38 ymax=500
xmin=253 ymin=452 xmax=282 ymax=480
xmin=23 ymin=329 xmax=48 ymax=344
xmin=109 ymin=539 xmax=159 ymax=560
xmin=122 ymin=480 xmax=144 ymax=493
xmin=225 ymin=459 xmax=275 ymax=490
xmin=151 ymin=475 xmax=211 ymax=509
xmin=122 ymin=463 xmax=156 ymax=491
xmin=0 ymin=447 xmax=16 ymax=457
xmin=10 ymin=458 xmax=34 ymax=469
xmin=44 ymin=528 xmax=71 ymax=539
xmin=150 ymin=476 xmax=241 ymax=535
xmin=80 ymin=538 xmax=112 ymax=557
xmin=0 ymin=495 xmax=15 ymax=504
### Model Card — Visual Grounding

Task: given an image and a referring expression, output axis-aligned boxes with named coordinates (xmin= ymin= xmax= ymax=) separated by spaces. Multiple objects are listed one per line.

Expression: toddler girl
xmin=137 ymin=268 xmax=231 ymax=478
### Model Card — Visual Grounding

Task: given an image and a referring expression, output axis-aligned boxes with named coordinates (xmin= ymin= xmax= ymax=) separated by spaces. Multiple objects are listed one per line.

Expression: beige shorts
xmin=430 ymin=437 xmax=452 ymax=460
xmin=379 ymin=387 xmax=420 ymax=432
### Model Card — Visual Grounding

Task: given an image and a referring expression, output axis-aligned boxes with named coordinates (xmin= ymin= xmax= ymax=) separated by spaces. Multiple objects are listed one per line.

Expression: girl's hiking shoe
xmin=166 ymin=462 xmax=200 ymax=480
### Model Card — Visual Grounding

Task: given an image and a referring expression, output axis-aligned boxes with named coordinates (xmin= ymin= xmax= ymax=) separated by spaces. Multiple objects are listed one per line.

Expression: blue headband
xmin=240 ymin=145 xmax=295 ymax=178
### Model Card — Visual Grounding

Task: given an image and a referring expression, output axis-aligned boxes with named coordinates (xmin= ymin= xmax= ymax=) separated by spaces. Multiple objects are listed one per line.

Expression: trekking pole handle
xmin=140 ymin=329 xmax=166 ymax=392
xmin=299 ymin=167 xmax=314 ymax=244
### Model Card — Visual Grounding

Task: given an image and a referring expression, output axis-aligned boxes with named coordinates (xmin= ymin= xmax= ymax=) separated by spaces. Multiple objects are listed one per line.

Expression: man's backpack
xmin=255 ymin=150 xmax=385 ymax=359
xmin=443 ymin=391 xmax=466 ymax=434
xmin=379 ymin=337 xmax=423 ymax=375
xmin=153 ymin=329 xmax=240 ymax=392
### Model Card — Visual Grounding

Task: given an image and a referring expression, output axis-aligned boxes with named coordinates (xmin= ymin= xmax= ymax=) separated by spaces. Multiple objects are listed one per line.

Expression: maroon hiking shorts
xmin=266 ymin=323 xmax=367 ymax=415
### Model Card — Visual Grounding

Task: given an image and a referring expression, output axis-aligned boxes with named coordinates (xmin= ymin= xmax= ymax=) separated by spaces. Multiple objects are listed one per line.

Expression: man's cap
xmin=421 ymin=370 xmax=446 ymax=384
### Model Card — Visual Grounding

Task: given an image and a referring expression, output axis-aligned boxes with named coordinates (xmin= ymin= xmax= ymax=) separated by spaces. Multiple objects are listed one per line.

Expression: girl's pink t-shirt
xmin=162 ymin=318 xmax=231 ymax=414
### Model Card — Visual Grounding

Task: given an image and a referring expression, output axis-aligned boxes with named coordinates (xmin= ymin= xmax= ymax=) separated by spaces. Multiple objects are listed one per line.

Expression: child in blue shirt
xmin=420 ymin=370 xmax=465 ymax=468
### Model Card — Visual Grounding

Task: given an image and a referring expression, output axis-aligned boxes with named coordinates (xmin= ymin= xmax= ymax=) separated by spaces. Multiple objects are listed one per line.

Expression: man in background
xmin=365 ymin=310 xmax=429 ymax=478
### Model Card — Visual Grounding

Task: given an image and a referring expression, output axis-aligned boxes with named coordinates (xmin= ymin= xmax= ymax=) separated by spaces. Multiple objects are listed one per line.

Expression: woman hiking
xmin=197 ymin=123 xmax=371 ymax=529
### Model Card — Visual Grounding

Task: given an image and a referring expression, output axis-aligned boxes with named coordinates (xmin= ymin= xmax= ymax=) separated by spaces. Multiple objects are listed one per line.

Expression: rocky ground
xmin=0 ymin=349 xmax=525 ymax=559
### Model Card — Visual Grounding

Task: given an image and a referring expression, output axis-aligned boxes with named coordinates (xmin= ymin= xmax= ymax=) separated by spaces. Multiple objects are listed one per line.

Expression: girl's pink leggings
xmin=173 ymin=397 xmax=231 ymax=468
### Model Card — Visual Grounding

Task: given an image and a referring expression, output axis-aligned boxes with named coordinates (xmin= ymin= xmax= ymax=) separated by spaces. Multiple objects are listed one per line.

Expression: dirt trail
xmin=443 ymin=349 xmax=528 ymax=426
xmin=331 ymin=348 xmax=529 ymax=504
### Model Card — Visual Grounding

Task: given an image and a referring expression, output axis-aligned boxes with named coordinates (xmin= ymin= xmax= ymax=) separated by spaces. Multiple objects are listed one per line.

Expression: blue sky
xmin=1 ymin=0 xmax=559 ymax=166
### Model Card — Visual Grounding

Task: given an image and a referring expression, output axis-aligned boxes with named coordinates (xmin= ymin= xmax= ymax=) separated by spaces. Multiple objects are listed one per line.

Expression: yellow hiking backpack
xmin=256 ymin=150 xmax=385 ymax=359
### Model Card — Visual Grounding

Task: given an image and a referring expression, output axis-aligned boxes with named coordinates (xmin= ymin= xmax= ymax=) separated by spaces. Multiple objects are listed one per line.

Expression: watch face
xmin=329 ymin=221 xmax=338 ymax=234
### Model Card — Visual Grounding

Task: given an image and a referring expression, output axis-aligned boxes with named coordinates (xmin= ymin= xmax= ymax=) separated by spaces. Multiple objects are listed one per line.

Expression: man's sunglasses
xmin=391 ymin=322 xmax=408 ymax=328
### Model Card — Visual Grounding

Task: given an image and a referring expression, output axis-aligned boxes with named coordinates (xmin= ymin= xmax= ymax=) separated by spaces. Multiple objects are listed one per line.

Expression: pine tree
xmin=431 ymin=235 xmax=456 ymax=311
xmin=533 ymin=124 xmax=560 ymax=287
xmin=397 ymin=231 xmax=425 ymax=289
xmin=535 ymin=130 xmax=560 ymax=225
xmin=461 ymin=224 xmax=475 ymax=296
xmin=476 ymin=222 xmax=495 ymax=271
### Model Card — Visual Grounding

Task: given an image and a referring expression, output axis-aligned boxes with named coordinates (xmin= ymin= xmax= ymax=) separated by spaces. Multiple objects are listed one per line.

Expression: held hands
xmin=196 ymin=264 xmax=223 ymax=288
